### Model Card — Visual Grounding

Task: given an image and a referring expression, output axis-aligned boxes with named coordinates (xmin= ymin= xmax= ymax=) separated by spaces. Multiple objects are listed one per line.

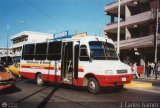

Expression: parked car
xmin=0 ymin=65 xmax=16 ymax=90
xmin=6 ymin=63 xmax=20 ymax=77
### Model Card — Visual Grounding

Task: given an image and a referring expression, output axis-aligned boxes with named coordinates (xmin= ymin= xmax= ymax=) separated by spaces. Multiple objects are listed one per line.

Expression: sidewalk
xmin=134 ymin=75 xmax=160 ymax=87
xmin=124 ymin=74 xmax=160 ymax=89
xmin=140 ymin=74 xmax=160 ymax=80
xmin=124 ymin=81 xmax=152 ymax=88
xmin=124 ymin=75 xmax=160 ymax=94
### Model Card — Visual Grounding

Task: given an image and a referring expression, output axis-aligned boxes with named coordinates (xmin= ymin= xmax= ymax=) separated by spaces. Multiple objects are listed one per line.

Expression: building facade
xmin=10 ymin=31 xmax=53 ymax=59
xmin=105 ymin=0 xmax=160 ymax=66
xmin=0 ymin=48 xmax=13 ymax=63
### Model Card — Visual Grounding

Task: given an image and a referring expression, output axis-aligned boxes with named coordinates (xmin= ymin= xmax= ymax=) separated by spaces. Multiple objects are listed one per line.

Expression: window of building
xmin=47 ymin=41 xmax=62 ymax=60
xmin=35 ymin=43 xmax=47 ymax=60
xmin=24 ymin=37 xmax=28 ymax=41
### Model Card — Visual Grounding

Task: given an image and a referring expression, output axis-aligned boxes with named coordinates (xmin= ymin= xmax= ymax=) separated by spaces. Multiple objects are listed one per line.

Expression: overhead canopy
xmin=114 ymin=35 xmax=160 ymax=50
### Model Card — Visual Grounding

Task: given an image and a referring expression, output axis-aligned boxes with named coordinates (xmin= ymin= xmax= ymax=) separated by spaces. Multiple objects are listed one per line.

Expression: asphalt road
xmin=0 ymin=78 xmax=160 ymax=108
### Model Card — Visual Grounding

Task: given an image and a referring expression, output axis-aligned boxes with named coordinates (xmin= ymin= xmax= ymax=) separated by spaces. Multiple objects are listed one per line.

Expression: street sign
xmin=54 ymin=31 xmax=71 ymax=39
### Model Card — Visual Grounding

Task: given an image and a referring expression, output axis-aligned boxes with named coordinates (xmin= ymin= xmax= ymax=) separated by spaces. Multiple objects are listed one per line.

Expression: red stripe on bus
xmin=44 ymin=67 xmax=54 ymax=70
xmin=58 ymin=67 xmax=61 ymax=70
xmin=21 ymin=66 xmax=30 ymax=68
xmin=21 ymin=66 xmax=54 ymax=70
xmin=78 ymin=69 xmax=84 ymax=72
xmin=57 ymin=67 xmax=84 ymax=72
xmin=20 ymin=65 xmax=85 ymax=71
xmin=20 ymin=71 xmax=35 ymax=79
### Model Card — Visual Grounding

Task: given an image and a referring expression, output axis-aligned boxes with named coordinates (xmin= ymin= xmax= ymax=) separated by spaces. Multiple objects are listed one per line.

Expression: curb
xmin=124 ymin=81 xmax=152 ymax=88
xmin=140 ymin=77 xmax=160 ymax=80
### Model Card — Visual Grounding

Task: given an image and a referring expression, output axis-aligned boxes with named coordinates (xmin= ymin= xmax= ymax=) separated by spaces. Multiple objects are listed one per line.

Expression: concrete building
xmin=105 ymin=0 xmax=160 ymax=65
xmin=10 ymin=31 xmax=53 ymax=60
xmin=0 ymin=48 xmax=13 ymax=63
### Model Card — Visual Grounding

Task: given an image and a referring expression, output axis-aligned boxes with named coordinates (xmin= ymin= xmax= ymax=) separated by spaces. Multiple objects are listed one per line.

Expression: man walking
xmin=133 ymin=62 xmax=139 ymax=79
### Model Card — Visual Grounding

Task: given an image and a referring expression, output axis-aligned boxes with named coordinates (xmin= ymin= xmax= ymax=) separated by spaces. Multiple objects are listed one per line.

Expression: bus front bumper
xmin=96 ymin=74 xmax=134 ymax=87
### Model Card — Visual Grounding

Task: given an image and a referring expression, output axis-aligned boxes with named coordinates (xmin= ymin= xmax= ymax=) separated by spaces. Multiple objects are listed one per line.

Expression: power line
xmin=25 ymin=0 xmax=104 ymax=36
xmin=25 ymin=0 xmax=68 ymax=30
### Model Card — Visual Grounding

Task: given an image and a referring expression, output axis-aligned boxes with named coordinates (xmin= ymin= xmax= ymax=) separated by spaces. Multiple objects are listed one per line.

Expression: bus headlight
xmin=104 ymin=70 xmax=113 ymax=75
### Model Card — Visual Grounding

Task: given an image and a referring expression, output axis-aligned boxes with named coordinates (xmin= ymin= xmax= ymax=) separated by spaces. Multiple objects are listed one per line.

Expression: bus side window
xmin=79 ymin=45 xmax=89 ymax=61
xmin=47 ymin=41 xmax=62 ymax=60
xmin=35 ymin=43 xmax=47 ymax=60
xmin=22 ymin=44 xmax=35 ymax=60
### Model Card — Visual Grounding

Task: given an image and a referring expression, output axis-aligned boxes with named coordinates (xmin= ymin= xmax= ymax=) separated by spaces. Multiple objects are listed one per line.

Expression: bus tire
xmin=87 ymin=78 xmax=100 ymax=94
xmin=36 ymin=74 xmax=44 ymax=86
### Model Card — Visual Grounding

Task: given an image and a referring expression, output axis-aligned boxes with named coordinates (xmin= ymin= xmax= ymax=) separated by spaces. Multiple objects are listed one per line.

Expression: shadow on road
xmin=23 ymin=78 xmax=128 ymax=94
xmin=16 ymin=86 xmax=49 ymax=103
xmin=36 ymin=85 xmax=59 ymax=108
xmin=23 ymin=79 xmax=36 ymax=84
xmin=51 ymin=83 xmax=128 ymax=94
xmin=0 ymin=86 xmax=21 ymax=95
xmin=58 ymin=83 xmax=87 ymax=92
xmin=100 ymin=87 xmax=128 ymax=94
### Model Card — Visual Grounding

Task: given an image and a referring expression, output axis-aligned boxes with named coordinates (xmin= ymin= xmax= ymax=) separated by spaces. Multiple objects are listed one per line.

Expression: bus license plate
xmin=122 ymin=77 xmax=126 ymax=81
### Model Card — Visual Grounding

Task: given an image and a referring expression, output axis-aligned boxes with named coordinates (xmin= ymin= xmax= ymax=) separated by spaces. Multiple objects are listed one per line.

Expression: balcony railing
xmin=114 ymin=34 xmax=160 ymax=50
xmin=105 ymin=11 xmax=152 ymax=31
xmin=105 ymin=0 xmax=134 ymax=11
xmin=107 ymin=20 xmax=124 ymax=26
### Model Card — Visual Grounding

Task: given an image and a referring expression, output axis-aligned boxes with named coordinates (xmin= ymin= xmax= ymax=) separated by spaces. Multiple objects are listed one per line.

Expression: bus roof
xmin=23 ymin=36 xmax=114 ymax=45
xmin=57 ymin=36 xmax=114 ymax=44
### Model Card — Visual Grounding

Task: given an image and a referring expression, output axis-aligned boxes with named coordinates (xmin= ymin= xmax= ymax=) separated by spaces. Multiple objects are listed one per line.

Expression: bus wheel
xmin=87 ymin=78 xmax=100 ymax=94
xmin=36 ymin=74 xmax=44 ymax=86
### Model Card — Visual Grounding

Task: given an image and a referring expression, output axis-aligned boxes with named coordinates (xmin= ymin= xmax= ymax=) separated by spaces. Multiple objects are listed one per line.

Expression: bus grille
xmin=117 ymin=70 xmax=127 ymax=74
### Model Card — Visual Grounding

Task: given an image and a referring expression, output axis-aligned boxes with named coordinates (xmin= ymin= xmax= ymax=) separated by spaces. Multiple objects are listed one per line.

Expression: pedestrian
xmin=150 ymin=62 xmax=155 ymax=75
xmin=147 ymin=62 xmax=151 ymax=77
xmin=157 ymin=61 xmax=160 ymax=75
xmin=132 ymin=62 xmax=139 ymax=79
xmin=145 ymin=63 xmax=148 ymax=75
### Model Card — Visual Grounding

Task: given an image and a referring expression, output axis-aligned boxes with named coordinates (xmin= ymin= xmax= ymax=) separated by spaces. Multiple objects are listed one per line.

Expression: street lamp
xmin=6 ymin=21 xmax=24 ymax=64
xmin=154 ymin=9 xmax=159 ymax=80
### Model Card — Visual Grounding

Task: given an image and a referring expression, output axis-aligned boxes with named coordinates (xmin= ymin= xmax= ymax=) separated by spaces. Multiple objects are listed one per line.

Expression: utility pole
xmin=154 ymin=9 xmax=159 ymax=79
xmin=5 ymin=21 xmax=24 ymax=65
xmin=117 ymin=0 xmax=121 ymax=55
xmin=6 ymin=24 xmax=10 ymax=65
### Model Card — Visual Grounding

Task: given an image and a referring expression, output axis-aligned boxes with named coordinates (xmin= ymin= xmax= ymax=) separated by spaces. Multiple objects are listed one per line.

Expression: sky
xmin=0 ymin=0 xmax=116 ymax=47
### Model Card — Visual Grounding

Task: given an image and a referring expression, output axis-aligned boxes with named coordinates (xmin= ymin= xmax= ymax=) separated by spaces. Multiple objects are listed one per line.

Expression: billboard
xmin=54 ymin=31 xmax=71 ymax=39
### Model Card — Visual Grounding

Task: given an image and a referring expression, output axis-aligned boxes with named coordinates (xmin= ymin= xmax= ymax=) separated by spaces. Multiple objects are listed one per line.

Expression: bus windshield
xmin=89 ymin=41 xmax=118 ymax=60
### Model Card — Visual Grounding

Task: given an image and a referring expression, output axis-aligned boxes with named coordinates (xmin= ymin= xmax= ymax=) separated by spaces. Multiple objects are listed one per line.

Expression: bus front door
xmin=61 ymin=42 xmax=73 ymax=83
xmin=72 ymin=42 xmax=79 ymax=85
